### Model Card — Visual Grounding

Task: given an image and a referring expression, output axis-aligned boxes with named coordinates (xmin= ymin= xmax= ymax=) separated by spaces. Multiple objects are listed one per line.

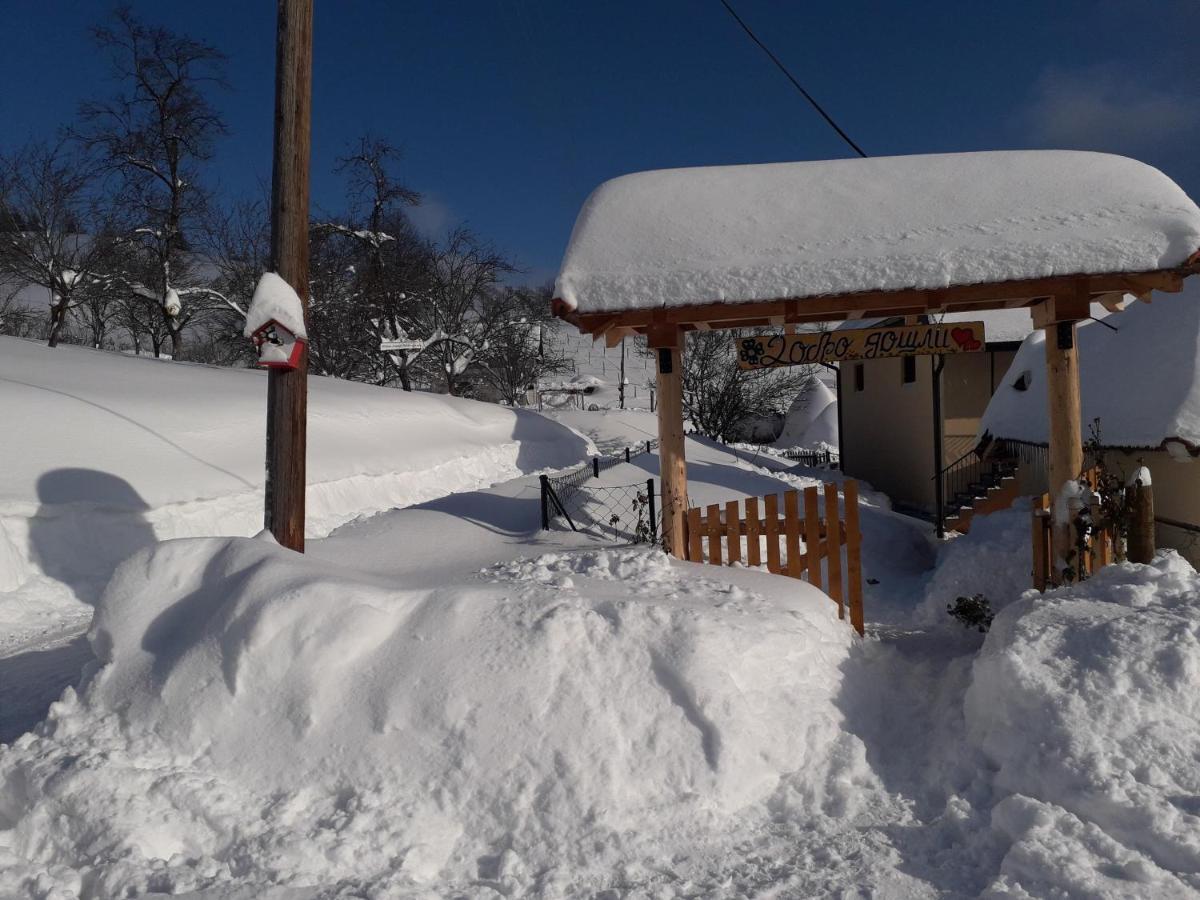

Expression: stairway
xmin=941 ymin=452 xmax=1020 ymax=534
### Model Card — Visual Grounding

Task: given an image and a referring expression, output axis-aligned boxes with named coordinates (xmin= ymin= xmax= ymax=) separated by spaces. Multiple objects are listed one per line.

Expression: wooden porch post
xmin=650 ymin=325 xmax=687 ymax=557
xmin=1037 ymin=287 xmax=1087 ymax=576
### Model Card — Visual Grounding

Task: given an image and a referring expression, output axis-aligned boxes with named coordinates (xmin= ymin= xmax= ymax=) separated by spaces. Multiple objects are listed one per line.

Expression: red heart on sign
xmin=951 ymin=327 xmax=982 ymax=351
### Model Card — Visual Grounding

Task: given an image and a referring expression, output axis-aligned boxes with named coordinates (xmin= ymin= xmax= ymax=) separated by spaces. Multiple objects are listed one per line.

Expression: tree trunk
xmin=47 ymin=303 xmax=66 ymax=348
xmin=169 ymin=326 xmax=184 ymax=360
xmin=398 ymin=359 xmax=413 ymax=391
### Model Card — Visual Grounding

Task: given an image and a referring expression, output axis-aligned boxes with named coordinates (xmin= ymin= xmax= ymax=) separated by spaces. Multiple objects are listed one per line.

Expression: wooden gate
xmin=684 ymin=480 xmax=864 ymax=635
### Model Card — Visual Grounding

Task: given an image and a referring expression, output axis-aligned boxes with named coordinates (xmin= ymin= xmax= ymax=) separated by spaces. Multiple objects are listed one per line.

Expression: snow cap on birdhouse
xmin=245 ymin=272 xmax=308 ymax=369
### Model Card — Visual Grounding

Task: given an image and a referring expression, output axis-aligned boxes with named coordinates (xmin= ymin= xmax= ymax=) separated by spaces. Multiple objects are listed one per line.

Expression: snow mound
xmin=774 ymin=377 xmax=839 ymax=450
xmin=915 ymin=503 xmax=1033 ymax=626
xmin=556 ymin=151 xmax=1200 ymax=313
xmin=967 ymin=552 xmax=1200 ymax=895
xmin=0 ymin=537 xmax=867 ymax=897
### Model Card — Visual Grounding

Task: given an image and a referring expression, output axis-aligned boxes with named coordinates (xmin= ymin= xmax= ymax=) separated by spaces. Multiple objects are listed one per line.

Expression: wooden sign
xmin=736 ymin=322 xmax=985 ymax=369
xmin=380 ymin=338 xmax=424 ymax=352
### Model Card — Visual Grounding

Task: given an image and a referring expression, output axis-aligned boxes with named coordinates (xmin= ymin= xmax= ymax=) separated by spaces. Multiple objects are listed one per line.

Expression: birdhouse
xmin=250 ymin=319 xmax=306 ymax=369
xmin=244 ymin=272 xmax=309 ymax=370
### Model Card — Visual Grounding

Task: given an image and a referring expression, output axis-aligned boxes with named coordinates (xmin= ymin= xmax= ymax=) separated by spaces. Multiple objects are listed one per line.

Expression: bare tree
xmin=406 ymin=227 xmax=514 ymax=396
xmin=0 ymin=141 xmax=120 ymax=347
xmin=79 ymin=6 xmax=228 ymax=358
xmin=472 ymin=284 xmax=571 ymax=404
xmin=675 ymin=329 xmax=813 ymax=441
xmin=311 ymin=137 xmax=428 ymax=388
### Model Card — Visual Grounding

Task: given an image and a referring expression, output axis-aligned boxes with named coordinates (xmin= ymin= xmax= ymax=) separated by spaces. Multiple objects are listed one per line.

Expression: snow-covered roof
xmin=979 ymin=286 xmax=1200 ymax=451
xmin=555 ymin=151 xmax=1200 ymax=315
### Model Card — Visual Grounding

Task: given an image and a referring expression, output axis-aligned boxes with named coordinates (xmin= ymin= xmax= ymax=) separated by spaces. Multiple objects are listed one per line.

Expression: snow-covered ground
xmin=3 ymin=348 xmax=1200 ymax=898
xmin=0 ymin=336 xmax=587 ymax=654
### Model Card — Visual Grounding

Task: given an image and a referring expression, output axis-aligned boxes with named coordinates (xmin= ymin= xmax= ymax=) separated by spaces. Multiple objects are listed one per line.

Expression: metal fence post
xmin=647 ymin=478 xmax=657 ymax=544
xmin=593 ymin=457 xmax=600 ymax=478
xmin=646 ymin=440 xmax=651 ymax=456
xmin=625 ymin=447 xmax=631 ymax=463
xmin=540 ymin=474 xmax=550 ymax=530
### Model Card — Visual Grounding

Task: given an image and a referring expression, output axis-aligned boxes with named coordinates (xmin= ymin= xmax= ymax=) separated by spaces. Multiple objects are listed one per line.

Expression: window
xmin=854 ymin=363 xmax=864 ymax=392
xmin=902 ymin=356 xmax=916 ymax=384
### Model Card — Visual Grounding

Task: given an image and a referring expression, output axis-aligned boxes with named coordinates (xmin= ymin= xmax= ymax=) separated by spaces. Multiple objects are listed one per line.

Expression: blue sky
xmin=1 ymin=0 xmax=1197 ymax=283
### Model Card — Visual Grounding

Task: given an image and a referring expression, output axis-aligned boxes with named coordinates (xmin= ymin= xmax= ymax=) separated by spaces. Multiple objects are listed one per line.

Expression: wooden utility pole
xmin=650 ymin=325 xmax=687 ymax=557
xmin=265 ymin=0 xmax=313 ymax=551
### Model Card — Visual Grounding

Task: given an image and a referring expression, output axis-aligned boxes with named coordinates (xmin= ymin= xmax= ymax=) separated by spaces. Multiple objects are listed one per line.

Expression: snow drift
xmin=0 ymin=336 xmax=586 ymax=644
xmin=967 ymin=553 xmax=1200 ymax=896
xmin=774 ymin=376 xmax=839 ymax=450
xmin=0 ymin=537 xmax=868 ymax=897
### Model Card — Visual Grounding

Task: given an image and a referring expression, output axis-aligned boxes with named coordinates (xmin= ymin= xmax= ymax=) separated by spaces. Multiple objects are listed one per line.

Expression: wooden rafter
xmin=556 ymin=267 xmax=1195 ymax=337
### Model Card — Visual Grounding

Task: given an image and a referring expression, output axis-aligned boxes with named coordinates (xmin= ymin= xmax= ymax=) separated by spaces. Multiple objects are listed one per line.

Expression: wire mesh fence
xmin=778 ymin=447 xmax=840 ymax=468
xmin=541 ymin=440 xmax=661 ymax=543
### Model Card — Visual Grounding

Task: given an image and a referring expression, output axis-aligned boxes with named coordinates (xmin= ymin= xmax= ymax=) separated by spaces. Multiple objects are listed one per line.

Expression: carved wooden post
xmin=1126 ymin=466 xmax=1155 ymax=564
xmin=649 ymin=325 xmax=687 ymax=557
xmin=1035 ymin=286 xmax=1087 ymax=579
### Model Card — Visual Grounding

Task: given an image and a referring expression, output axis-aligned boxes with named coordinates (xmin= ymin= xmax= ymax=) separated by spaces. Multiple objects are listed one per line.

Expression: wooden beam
xmin=1043 ymin=288 xmax=1085 ymax=579
xmin=1031 ymin=283 xmax=1091 ymax=329
xmin=591 ymin=316 xmax=620 ymax=340
xmin=604 ymin=326 xmax=632 ymax=349
xmin=563 ymin=268 xmax=1193 ymax=337
xmin=652 ymin=326 xmax=687 ymax=558
xmin=646 ymin=323 xmax=681 ymax=349
xmin=1097 ymin=292 xmax=1127 ymax=314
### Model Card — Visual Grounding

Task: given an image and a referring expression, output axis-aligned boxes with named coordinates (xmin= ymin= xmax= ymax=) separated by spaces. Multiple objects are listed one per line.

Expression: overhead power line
xmin=717 ymin=0 xmax=868 ymax=158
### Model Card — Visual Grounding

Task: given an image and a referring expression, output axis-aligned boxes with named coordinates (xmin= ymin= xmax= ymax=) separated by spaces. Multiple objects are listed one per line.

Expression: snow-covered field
xmin=0 ymin=335 xmax=587 ymax=652
xmin=3 ymin=341 xmax=1200 ymax=898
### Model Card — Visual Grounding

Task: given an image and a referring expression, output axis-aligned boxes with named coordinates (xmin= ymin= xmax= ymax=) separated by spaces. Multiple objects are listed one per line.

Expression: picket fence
xmin=684 ymin=480 xmax=864 ymax=635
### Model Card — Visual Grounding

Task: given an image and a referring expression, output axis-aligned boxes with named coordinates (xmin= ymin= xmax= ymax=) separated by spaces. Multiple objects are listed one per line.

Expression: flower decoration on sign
xmin=739 ymin=338 xmax=765 ymax=365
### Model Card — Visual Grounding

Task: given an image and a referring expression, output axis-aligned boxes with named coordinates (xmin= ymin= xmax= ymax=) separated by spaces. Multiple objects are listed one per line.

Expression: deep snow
xmin=980 ymin=286 xmax=1200 ymax=450
xmin=0 ymin=335 xmax=586 ymax=652
xmin=4 ymin=358 xmax=1200 ymax=897
xmin=556 ymin=151 xmax=1200 ymax=313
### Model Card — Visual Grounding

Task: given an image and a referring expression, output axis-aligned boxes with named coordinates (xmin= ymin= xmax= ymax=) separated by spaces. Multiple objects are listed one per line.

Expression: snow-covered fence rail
xmin=684 ymin=481 xmax=864 ymax=635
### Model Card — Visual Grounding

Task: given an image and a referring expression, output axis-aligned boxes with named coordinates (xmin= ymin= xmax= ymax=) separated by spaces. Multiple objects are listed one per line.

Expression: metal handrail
xmin=932 ymin=447 xmax=979 ymax=480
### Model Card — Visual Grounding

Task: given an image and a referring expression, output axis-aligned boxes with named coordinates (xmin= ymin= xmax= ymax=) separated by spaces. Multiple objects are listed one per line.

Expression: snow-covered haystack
xmin=0 ymin=537 xmax=868 ymax=897
xmin=967 ymin=553 xmax=1200 ymax=896
xmin=774 ymin=376 xmax=839 ymax=450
